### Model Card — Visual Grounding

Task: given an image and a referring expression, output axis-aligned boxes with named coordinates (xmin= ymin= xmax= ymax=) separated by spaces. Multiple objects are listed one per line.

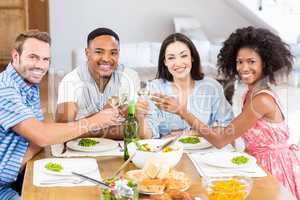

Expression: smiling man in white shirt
xmin=56 ymin=28 xmax=140 ymax=139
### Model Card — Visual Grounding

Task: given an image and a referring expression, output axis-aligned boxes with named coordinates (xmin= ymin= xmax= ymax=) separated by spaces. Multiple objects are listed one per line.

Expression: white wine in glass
xmin=108 ymin=94 xmax=128 ymax=108
xmin=137 ymin=81 xmax=151 ymax=99
xmin=107 ymin=96 xmax=121 ymax=108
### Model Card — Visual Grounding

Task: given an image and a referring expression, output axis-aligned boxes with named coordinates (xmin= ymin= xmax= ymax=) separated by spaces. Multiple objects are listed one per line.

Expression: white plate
xmin=66 ymin=138 xmax=118 ymax=152
xmin=42 ymin=159 xmax=97 ymax=176
xmin=178 ymin=136 xmax=212 ymax=150
xmin=200 ymin=152 xmax=257 ymax=168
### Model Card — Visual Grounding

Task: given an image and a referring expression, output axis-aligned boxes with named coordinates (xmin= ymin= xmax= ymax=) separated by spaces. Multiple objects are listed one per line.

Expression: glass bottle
xmin=123 ymin=101 xmax=139 ymax=161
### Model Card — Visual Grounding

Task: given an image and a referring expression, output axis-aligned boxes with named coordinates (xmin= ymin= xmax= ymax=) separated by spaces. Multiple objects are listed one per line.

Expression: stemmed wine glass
xmin=107 ymin=93 xmax=128 ymax=123
xmin=138 ymin=80 xmax=165 ymax=124
xmin=136 ymin=80 xmax=152 ymax=119
xmin=137 ymin=80 xmax=151 ymax=100
xmin=107 ymin=93 xmax=128 ymax=108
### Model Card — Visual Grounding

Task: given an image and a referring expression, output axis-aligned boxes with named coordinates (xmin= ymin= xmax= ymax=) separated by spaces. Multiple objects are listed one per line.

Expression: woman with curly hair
xmin=217 ymin=26 xmax=300 ymax=199
xmin=160 ymin=27 xmax=300 ymax=199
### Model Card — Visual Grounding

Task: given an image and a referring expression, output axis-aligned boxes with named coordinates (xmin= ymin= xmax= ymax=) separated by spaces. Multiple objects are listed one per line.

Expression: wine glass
xmin=141 ymin=80 xmax=165 ymax=124
xmin=137 ymin=80 xmax=151 ymax=100
xmin=107 ymin=94 xmax=128 ymax=123
xmin=107 ymin=96 xmax=121 ymax=108
xmin=107 ymin=93 xmax=128 ymax=108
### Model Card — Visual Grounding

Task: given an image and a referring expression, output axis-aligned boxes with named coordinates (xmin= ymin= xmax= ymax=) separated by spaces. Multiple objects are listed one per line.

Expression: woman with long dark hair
xmin=136 ymin=33 xmax=233 ymax=140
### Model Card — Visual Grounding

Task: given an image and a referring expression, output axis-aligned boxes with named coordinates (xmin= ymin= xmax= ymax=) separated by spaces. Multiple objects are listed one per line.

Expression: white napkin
xmin=188 ymin=152 xmax=267 ymax=177
xmin=33 ymin=158 xmax=102 ymax=187
xmin=51 ymin=141 xmax=123 ymax=157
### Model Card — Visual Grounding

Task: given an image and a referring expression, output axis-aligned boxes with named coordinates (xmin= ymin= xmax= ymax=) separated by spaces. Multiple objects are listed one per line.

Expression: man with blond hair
xmin=0 ymin=31 xmax=121 ymax=200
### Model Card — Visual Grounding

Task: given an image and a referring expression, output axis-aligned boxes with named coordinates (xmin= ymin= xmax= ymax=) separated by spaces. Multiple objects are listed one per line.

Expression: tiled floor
xmin=232 ymin=83 xmax=300 ymax=145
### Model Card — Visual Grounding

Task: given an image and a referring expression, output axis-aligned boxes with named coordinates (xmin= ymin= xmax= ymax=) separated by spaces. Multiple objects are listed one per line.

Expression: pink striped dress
xmin=241 ymin=89 xmax=300 ymax=199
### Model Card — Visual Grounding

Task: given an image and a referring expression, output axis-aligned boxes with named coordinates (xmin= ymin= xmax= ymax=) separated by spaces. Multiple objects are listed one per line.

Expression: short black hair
xmin=87 ymin=27 xmax=119 ymax=46
xmin=156 ymin=33 xmax=204 ymax=81
xmin=217 ymin=26 xmax=293 ymax=84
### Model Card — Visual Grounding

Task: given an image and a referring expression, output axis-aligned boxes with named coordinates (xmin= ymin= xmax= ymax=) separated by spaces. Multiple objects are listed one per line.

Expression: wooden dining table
xmin=21 ymin=147 xmax=296 ymax=200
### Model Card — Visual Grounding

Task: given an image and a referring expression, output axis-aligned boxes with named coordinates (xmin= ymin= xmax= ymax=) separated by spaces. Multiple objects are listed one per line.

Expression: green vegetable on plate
xmin=231 ymin=156 xmax=249 ymax=165
xmin=45 ymin=162 xmax=63 ymax=172
xmin=178 ymin=137 xmax=200 ymax=144
xmin=78 ymin=138 xmax=99 ymax=147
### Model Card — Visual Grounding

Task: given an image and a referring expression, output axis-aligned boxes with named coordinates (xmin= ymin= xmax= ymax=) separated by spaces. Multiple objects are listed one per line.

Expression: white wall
xmin=234 ymin=0 xmax=300 ymax=43
xmin=49 ymin=0 xmax=253 ymax=72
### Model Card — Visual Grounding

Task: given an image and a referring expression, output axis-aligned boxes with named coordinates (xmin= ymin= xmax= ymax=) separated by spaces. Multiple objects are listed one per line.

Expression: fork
xmin=61 ymin=141 xmax=68 ymax=154
xmin=40 ymin=178 xmax=86 ymax=185
xmin=72 ymin=172 xmax=133 ymax=198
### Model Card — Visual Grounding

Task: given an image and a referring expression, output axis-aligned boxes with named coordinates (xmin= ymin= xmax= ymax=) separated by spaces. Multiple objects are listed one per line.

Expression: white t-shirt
xmin=57 ymin=64 xmax=140 ymax=120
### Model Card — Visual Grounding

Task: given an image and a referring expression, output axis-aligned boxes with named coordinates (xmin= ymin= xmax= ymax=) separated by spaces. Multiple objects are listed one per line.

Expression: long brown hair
xmin=156 ymin=33 xmax=204 ymax=81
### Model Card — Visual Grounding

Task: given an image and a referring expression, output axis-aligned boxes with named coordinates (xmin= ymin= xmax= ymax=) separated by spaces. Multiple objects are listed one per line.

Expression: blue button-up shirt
xmin=0 ymin=64 xmax=43 ymax=200
xmin=146 ymin=77 xmax=234 ymax=138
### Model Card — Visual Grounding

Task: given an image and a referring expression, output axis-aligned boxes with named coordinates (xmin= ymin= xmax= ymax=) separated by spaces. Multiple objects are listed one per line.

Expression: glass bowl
xmin=202 ymin=176 xmax=253 ymax=200
xmin=100 ymin=177 xmax=138 ymax=200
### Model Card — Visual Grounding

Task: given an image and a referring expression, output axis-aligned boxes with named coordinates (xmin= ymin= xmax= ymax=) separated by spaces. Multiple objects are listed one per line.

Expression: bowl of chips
xmin=202 ymin=176 xmax=253 ymax=200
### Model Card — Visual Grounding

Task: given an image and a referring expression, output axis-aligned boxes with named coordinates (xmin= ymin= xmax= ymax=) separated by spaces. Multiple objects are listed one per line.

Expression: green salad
xmin=78 ymin=138 xmax=99 ymax=147
xmin=45 ymin=162 xmax=63 ymax=172
xmin=178 ymin=136 xmax=200 ymax=144
xmin=231 ymin=156 xmax=249 ymax=165
xmin=101 ymin=177 xmax=138 ymax=200
xmin=134 ymin=140 xmax=151 ymax=152
xmin=137 ymin=143 xmax=151 ymax=152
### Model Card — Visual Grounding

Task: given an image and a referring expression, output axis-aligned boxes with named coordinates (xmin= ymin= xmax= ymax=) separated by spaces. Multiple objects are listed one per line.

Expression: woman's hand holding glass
xmin=150 ymin=93 xmax=186 ymax=116
xmin=135 ymin=99 xmax=149 ymax=119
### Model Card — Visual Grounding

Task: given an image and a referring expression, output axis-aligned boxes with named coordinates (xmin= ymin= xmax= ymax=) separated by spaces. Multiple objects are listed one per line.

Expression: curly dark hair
xmin=217 ymin=26 xmax=293 ymax=84
xmin=156 ymin=33 xmax=204 ymax=81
